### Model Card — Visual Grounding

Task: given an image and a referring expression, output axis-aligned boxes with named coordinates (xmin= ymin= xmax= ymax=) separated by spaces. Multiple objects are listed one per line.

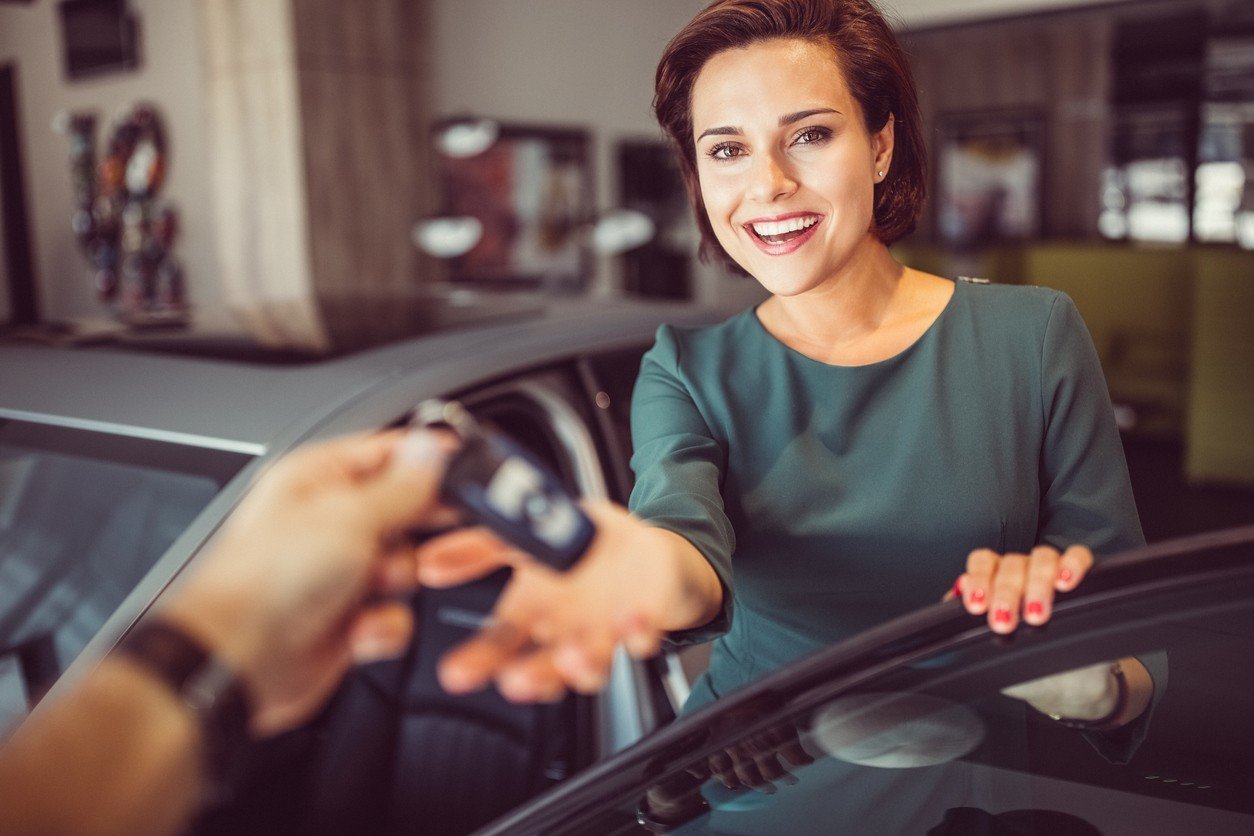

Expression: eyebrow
xmin=696 ymin=108 xmax=840 ymax=142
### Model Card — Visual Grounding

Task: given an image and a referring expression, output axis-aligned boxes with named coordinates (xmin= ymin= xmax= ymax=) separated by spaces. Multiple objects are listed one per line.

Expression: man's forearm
xmin=0 ymin=658 xmax=205 ymax=836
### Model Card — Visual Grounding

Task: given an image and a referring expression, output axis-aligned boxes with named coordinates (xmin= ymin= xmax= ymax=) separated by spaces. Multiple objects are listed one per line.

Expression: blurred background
xmin=0 ymin=0 xmax=1251 ymax=530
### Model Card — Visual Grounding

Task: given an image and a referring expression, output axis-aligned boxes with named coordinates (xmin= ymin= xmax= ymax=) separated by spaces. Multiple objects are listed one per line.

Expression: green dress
xmin=628 ymin=280 xmax=1145 ymax=710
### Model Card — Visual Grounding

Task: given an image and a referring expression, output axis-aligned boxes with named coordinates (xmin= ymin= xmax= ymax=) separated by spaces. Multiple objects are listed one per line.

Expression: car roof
xmin=0 ymin=299 xmax=722 ymax=454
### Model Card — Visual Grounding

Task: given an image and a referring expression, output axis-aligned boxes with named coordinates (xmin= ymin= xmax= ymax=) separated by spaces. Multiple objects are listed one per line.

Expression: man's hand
xmin=159 ymin=429 xmax=454 ymax=736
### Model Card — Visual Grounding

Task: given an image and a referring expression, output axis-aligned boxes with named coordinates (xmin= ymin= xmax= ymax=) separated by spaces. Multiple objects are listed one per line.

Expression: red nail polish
xmin=1026 ymin=601 xmax=1044 ymax=617
xmin=993 ymin=607 xmax=1012 ymax=624
xmin=971 ymin=588 xmax=986 ymax=604
xmin=1059 ymin=568 xmax=1074 ymax=584
xmin=953 ymin=578 xmax=964 ymax=596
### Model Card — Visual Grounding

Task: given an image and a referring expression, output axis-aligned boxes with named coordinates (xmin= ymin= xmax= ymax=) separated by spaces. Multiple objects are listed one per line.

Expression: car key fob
xmin=411 ymin=399 xmax=595 ymax=571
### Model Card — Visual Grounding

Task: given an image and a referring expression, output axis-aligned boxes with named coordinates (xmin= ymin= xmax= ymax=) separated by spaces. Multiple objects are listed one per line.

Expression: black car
xmin=482 ymin=525 xmax=1254 ymax=835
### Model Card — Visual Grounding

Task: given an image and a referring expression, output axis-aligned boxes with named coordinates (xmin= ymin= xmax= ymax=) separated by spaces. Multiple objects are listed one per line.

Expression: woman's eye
xmin=708 ymin=143 xmax=745 ymax=160
xmin=794 ymin=127 xmax=831 ymax=146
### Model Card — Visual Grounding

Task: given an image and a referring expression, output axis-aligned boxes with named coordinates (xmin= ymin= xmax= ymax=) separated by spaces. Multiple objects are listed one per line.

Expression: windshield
xmin=538 ymin=547 xmax=1254 ymax=836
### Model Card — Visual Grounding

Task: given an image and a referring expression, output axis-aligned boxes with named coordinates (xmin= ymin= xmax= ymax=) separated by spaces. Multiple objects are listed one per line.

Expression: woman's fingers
xmin=438 ymin=620 xmax=532 ymax=694
xmin=988 ymin=552 xmax=1028 ymax=633
xmin=724 ymin=745 xmax=769 ymax=790
xmin=1022 ymin=546 xmax=1061 ymax=626
xmin=1055 ymin=545 xmax=1094 ymax=591
xmin=778 ymin=735 xmax=815 ymax=769
xmin=962 ymin=549 xmax=997 ymax=615
xmin=960 ymin=543 xmax=1095 ymax=633
xmin=497 ymin=648 xmax=569 ymax=704
xmin=553 ymin=630 xmax=618 ymax=694
xmin=414 ymin=526 xmax=525 ymax=588
xmin=708 ymin=750 xmax=741 ymax=790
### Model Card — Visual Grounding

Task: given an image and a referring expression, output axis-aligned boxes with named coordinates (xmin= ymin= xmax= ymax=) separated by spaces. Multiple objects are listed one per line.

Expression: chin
xmin=748 ymin=271 xmax=824 ymax=298
xmin=733 ymin=256 xmax=820 ymax=296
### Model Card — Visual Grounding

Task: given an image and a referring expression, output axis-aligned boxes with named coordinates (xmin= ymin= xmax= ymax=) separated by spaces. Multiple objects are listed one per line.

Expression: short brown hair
xmin=654 ymin=0 xmax=926 ymax=268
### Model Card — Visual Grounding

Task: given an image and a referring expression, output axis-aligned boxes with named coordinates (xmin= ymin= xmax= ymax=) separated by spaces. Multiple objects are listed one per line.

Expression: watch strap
xmin=117 ymin=619 xmax=252 ymax=792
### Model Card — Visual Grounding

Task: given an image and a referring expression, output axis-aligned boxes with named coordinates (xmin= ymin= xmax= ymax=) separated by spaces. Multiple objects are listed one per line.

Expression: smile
xmin=743 ymin=213 xmax=823 ymax=254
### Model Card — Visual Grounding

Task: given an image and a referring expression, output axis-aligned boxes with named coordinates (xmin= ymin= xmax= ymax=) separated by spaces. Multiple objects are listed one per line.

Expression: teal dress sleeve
xmin=628 ymin=326 xmax=736 ymax=644
xmin=1037 ymin=293 xmax=1156 ymax=762
xmin=1037 ymin=294 xmax=1146 ymax=555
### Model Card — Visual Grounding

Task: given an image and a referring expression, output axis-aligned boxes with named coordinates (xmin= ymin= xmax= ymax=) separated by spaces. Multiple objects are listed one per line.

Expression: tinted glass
xmin=613 ymin=575 xmax=1254 ymax=835
xmin=0 ymin=421 xmax=249 ymax=731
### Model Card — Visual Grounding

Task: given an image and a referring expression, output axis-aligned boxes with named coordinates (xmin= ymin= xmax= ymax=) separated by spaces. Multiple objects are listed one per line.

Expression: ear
xmin=872 ymin=114 xmax=895 ymax=180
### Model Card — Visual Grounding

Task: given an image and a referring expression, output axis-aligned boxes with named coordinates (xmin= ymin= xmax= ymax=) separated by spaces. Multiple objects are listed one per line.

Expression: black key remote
xmin=410 ymin=400 xmax=595 ymax=571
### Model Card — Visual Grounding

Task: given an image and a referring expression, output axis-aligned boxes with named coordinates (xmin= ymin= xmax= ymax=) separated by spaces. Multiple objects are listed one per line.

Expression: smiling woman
xmin=654 ymin=3 xmax=926 ymax=271
xmin=427 ymin=0 xmax=1150 ymax=740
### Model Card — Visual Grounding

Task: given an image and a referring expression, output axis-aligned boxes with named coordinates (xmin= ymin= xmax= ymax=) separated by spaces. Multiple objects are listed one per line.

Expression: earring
xmin=877 ymin=170 xmax=885 ymax=179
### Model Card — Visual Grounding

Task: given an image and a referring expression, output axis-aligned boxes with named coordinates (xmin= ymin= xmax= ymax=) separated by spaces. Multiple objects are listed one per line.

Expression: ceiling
xmin=886 ymin=0 xmax=1144 ymax=29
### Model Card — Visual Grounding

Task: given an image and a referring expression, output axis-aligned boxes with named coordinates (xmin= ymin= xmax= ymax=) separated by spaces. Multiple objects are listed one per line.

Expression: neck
xmin=762 ymin=238 xmax=907 ymax=348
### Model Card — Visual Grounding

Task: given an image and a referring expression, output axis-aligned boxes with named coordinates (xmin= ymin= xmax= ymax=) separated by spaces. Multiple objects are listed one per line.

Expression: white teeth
xmin=751 ymin=216 xmax=818 ymax=237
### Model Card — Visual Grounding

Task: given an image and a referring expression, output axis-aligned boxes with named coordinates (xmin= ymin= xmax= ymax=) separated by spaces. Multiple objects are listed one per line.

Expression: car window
xmin=0 ymin=420 xmax=250 ymax=732
xmin=618 ymin=580 xmax=1254 ymax=835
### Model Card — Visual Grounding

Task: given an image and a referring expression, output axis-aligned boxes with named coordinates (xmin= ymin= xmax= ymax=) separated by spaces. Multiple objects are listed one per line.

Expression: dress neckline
xmin=747 ymin=279 xmax=961 ymax=370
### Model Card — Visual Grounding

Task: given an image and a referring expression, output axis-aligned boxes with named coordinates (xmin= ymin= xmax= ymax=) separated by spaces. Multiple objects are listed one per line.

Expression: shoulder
xmin=645 ymin=308 xmax=757 ymax=370
xmin=956 ymin=279 xmax=1070 ymax=324
xmin=953 ymin=280 xmax=1085 ymax=346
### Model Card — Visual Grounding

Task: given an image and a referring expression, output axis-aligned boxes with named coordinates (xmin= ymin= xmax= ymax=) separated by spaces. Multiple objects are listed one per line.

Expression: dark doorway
xmin=0 ymin=62 xmax=39 ymax=325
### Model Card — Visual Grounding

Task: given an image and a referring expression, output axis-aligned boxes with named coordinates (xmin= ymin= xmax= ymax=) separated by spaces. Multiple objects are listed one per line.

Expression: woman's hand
xmin=415 ymin=501 xmax=722 ymax=702
xmin=948 ymin=544 xmax=1094 ymax=634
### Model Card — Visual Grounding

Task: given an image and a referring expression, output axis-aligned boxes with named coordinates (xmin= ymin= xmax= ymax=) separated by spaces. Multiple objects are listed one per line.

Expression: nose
xmin=746 ymin=150 xmax=798 ymax=203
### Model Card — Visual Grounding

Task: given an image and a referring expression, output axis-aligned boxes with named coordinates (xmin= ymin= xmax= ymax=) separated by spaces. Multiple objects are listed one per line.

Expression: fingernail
xmin=970 ymin=588 xmax=986 ymax=605
xmin=1058 ymin=568 xmax=1074 ymax=585
xmin=396 ymin=429 xmax=448 ymax=467
xmin=993 ymin=607 xmax=1012 ymax=624
xmin=1026 ymin=601 xmax=1044 ymax=618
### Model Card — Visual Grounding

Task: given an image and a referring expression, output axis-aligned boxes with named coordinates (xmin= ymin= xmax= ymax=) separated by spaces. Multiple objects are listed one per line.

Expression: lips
xmin=743 ymin=212 xmax=823 ymax=255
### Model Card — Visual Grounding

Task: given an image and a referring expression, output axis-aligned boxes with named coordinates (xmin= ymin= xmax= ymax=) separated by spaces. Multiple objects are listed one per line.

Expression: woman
xmin=424 ymin=0 xmax=1150 ymax=730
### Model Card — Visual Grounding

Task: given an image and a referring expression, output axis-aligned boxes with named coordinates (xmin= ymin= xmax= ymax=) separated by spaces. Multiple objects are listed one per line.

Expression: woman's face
xmin=691 ymin=38 xmax=894 ymax=297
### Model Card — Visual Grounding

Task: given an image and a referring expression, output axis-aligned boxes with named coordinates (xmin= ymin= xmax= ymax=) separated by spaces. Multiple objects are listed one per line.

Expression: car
xmin=483 ymin=524 xmax=1254 ymax=835
xmin=0 ymin=297 xmax=721 ymax=833
xmin=2 ymin=298 xmax=1252 ymax=835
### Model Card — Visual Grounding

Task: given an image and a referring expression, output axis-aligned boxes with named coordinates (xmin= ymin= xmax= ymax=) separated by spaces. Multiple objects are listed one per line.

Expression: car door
xmin=480 ymin=527 xmax=1254 ymax=836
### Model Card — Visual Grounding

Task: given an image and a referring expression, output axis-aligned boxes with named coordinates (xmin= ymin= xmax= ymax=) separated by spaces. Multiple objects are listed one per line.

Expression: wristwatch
xmin=1049 ymin=660 xmax=1128 ymax=732
xmin=117 ymin=619 xmax=253 ymax=792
